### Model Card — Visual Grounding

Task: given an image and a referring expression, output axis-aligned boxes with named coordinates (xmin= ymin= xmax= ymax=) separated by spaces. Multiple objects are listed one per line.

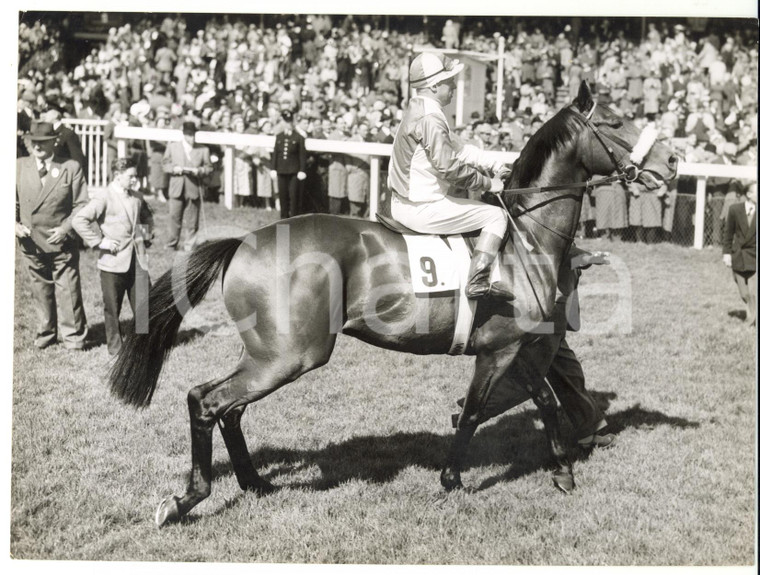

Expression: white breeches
xmin=391 ymin=193 xmax=508 ymax=240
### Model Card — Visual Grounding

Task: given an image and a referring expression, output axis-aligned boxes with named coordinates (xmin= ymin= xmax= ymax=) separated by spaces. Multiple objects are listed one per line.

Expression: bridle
xmin=494 ymin=99 xmax=651 ymax=241
xmin=493 ymin=100 xmax=653 ymax=320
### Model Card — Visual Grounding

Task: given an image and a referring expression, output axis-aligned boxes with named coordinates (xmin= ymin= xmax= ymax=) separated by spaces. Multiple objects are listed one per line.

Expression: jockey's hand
xmin=488 ymin=177 xmax=504 ymax=193
xmin=480 ymin=192 xmax=502 ymax=207
xmin=494 ymin=164 xmax=511 ymax=181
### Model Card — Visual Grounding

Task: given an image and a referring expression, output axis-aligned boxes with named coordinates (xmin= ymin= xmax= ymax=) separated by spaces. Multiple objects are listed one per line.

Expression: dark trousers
xmin=277 ymin=173 xmax=302 ymax=219
xmin=546 ymin=337 xmax=605 ymax=439
xmin=329 ymin=197 xmax=347 ymax=215
xmin=99 ymin=255 xmax=151 ymax=355
xmin=18 ymin=240 xmax=88 ymax=349
xmin=167 ymin=197 xmax=200 ymax=250
xmin=732 ymin=269 xmax=757 ymax=326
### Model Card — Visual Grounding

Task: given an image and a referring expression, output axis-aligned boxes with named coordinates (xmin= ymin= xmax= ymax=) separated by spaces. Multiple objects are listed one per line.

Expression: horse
xmin=108 ymin=81 xmax=678 ymax=527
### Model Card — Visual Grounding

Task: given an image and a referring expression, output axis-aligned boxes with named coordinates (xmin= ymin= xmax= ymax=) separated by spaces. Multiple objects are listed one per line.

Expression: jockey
xmin=388 ymin=52 xmax=513 ymax=300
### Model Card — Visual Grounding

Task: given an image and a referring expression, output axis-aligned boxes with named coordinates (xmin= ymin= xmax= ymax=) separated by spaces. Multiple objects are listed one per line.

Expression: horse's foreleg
xmin=529 ymin=380 xmax=574 ymax=493
xmin=218 ymin=404 xmax=275 ymax=495
xmin=440 ymin=423 xmax=477 ymax=491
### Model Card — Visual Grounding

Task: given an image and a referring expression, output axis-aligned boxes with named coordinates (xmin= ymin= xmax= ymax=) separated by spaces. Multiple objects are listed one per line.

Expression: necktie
xmin=747 ymin=204 xmax=754 ymax=220
xmin=38 ymin=165 xmax=48 ymax=179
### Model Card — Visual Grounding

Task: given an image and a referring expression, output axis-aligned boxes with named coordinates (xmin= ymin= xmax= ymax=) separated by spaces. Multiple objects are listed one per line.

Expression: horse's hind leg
xmin=156 ymin=334 xmax=337 ymax=527
xmin=155 ymin=356 xmax=271 ymax=528
xmin=218 ymin=404 xmax=275 ymax=494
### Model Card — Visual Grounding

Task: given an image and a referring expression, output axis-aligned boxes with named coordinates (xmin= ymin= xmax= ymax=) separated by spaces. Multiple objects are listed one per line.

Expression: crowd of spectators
xmin=17 ymin=14 xmax=758 ymax=241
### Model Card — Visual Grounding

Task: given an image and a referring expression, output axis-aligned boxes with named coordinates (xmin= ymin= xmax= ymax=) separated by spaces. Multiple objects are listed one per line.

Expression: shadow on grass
xmin=728 ymin=309 xmax=748 ymax=321
xmin=204 ymin=400 xmax=699 ymax=498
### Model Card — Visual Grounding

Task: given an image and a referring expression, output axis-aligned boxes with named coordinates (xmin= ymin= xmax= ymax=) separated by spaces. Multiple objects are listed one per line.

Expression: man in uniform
xmin=387 ymin=52 xmax=512 ymax=300
xmin=270 ymin=109 xmax=307 ymax=219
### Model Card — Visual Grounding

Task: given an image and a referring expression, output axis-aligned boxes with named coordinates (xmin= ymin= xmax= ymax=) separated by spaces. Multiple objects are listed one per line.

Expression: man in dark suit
xmin=722 ymin=182 xmax=756 ymax=326
xmin=15 ymin=121 xmax=89 ymax=350
xmin=162 ymin=121 xmax=212 ymax=250
xmin=270 ymin=109 xmax=307 ymax=219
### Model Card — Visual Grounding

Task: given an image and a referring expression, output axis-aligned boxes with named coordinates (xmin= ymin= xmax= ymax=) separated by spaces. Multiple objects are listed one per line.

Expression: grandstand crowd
xmin=17 ymin=13 xmax=758 ymax=243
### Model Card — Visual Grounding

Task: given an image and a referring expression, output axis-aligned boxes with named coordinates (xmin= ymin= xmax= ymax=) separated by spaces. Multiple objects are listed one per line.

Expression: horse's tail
xmin=108 ymin=237 xmax=244 ymax=408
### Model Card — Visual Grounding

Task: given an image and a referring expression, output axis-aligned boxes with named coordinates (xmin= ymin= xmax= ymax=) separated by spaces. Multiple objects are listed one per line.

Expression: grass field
xmin=9 ymin=200 xmax=757 ymax=566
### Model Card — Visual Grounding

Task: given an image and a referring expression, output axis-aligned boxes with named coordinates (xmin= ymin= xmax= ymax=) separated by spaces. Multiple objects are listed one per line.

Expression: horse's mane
xmin=505 ymin=106 xmax=585 ymax=209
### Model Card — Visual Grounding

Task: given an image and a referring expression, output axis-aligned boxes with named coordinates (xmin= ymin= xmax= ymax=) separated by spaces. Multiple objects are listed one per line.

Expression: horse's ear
xmin=576 ymin=81 xmax=594 ymax=114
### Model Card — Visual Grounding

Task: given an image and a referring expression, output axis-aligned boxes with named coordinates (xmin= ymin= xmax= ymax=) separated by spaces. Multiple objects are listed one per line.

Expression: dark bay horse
xmin=108 ymin=82 xmax=677 ymax=526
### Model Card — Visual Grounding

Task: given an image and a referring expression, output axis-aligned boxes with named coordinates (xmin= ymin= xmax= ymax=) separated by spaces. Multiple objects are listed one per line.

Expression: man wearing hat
xmin=722 ymin=182 xmax=756 ymax=327
xmin=270 ymin=109 xmax=307 ymax=219
xmin=162 ymin=121 xmax=212 ymax=250
xmin=41 ymin=108 xmax=88 ymax=176
xmin=388 ymin=52 xmax=512 ymax=300
xmin=15 ymin=120 xmax=89 ymax=350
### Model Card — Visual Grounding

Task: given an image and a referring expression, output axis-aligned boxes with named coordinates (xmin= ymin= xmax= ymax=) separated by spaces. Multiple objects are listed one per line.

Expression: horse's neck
xmin=513 ymin=156 xmax=586 ymax=258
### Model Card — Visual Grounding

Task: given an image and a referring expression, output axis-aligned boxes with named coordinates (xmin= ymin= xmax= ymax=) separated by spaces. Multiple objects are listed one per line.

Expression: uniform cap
xmin=409 ymin=52 xmax=464 ymax=89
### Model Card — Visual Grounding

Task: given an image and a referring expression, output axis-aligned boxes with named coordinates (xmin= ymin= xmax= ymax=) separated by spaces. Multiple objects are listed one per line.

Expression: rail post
xmin=694 ymin=176 xmax=707 ymax=249
xmin=224 ymin=147 xmax=235 ymax=210
xmin=369 ymin=156 xmax=380 ymax=221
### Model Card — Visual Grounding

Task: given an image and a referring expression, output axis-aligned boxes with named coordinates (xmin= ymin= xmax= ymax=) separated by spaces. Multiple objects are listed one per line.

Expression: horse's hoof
xmin=155 ymin=495 xmax=181 ymax=528
xmin=552 ymin=470 xmax=576 ymax=494
xmin=440 ymin=468 xmax=464 ymax=492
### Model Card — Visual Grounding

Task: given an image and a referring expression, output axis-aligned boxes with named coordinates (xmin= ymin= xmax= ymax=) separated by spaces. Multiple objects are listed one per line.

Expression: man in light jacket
xmin=73 ymin=157 xmax=154 ymax=355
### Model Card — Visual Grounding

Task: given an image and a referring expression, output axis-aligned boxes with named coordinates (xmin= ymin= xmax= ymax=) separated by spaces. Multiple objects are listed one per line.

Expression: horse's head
xmin=573 ymin=81 xmax=678 ymax=190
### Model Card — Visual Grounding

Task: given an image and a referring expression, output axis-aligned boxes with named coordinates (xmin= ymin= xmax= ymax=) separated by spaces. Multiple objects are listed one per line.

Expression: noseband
xmin=578 ymin=102 xmax=643 ymax=184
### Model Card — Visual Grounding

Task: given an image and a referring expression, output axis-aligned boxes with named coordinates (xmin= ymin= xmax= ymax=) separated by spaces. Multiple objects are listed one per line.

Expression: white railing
xmin=60 ymin=119 xmax=109 ymax=188
xmin=112 ymin=125 xmax=757 ymax=249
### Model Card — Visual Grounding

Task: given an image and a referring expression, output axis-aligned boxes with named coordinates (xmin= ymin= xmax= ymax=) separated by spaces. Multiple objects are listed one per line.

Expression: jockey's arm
xmin=418 ymin=114 xmax=498 ymax=193
xmin=451 ymin=134 xmax=497 ymax=172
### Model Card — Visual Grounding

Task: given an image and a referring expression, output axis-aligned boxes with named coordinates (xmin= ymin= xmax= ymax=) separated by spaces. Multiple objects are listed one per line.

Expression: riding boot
xmin=464 ymin=250 xmax=515 ymax=300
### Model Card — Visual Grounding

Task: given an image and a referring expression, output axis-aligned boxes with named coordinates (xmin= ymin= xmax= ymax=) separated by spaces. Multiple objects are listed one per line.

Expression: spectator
xmin=40 ymin=107 xmax=88 ymax=176
xmin=251 ymin=118 xmax=278 ymax=211
xmin=345 ymin=121 xmax=371 ymax=217
xmin=592 ymin=178 xmax=628 ymax=241
xmin=722 ymin=182 xmax=756 ymax=326
xmin=15 ymin=121 xmax=89 ymax=350
xmin=326 ymin=116 xmax=349 ymax=214
xmin=442 ymin=20 xmax=460 ymax=50
xmin=270 ymin=109 xmax=307 ymax=218
xmin=162 ymin=121 xmax=212 ymax=251
xmin=72 ymin=156 xmax=154 ymax=355
xmin=628 ymin=180 xmax=666 ymax=243
xmin=231 ymin=115 xmax=255 ymax=205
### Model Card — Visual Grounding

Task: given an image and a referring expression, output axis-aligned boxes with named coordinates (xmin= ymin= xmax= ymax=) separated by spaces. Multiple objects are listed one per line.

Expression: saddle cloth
xmin=401 ymin=233 xmax=476 ymax=355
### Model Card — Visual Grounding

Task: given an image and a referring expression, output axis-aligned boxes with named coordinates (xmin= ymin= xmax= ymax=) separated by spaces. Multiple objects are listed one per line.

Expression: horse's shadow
xmin=208 ymin=398 xmax=701 ymax=496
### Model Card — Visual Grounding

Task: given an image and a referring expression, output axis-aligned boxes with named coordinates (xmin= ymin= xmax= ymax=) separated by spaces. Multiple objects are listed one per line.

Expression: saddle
xmin=375 ymin=212 xmax=481 ymax=252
